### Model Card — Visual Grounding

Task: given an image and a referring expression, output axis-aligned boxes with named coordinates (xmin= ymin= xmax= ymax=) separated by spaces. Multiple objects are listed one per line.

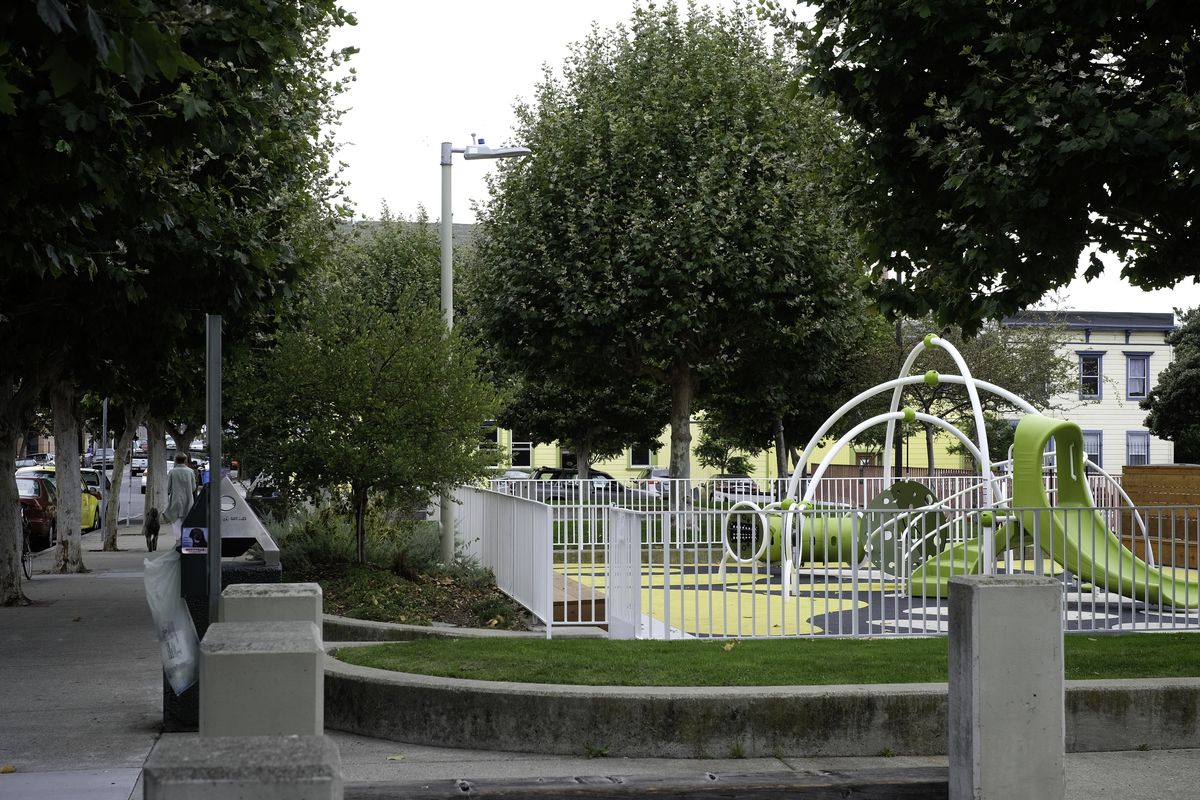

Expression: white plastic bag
xmin=143 ymin=549 xmax=201 ymax=695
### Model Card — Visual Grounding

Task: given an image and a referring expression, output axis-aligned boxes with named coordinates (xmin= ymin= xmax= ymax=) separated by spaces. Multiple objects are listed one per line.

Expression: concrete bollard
xmin=143 ymin=735 xmax=342 ymax=800
xmin=949 ymin=575 xmax=1065 ymax=800
xmin=219 ymin=582 xmax=323 ymax=629
xmin=200 ymin=621 xmax=323 ymax=737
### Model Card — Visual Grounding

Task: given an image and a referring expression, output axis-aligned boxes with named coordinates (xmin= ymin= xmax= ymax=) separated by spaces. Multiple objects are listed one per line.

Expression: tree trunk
xmin=773 ymin=417 xmax=787 ymax=497
xmin=146 ymin=417 xmax=169 ymax=523
xmin=1 ymin=425 xmax=30 ymax=605
xmin=354 ymin=488 xmax=367 ymax=565
xmin=2 ymin=364 xmax=57 ymax=605
xmin=51 ymin=379 xmax=86 ymax=573
xmin=166 ymin=422 xmax=202 ymax=457
xmin=667 ymin=369 xmax=694 ymax=480
xmin=103 ymin=404 xmax=147 ymax=550
xmin=926 ymin=423 xmax=936 ymax=478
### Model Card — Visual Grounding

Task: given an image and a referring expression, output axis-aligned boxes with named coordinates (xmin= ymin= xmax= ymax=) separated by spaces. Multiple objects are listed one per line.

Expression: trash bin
xmin=163 ymin=481 xmax=284 ymax=732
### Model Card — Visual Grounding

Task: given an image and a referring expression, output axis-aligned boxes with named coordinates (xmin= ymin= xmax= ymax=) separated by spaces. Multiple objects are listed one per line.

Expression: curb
xmin=321 ymin=614 xmax=605 ymax=642
xmin=322 ymin=650 xmax=1200 ymax=759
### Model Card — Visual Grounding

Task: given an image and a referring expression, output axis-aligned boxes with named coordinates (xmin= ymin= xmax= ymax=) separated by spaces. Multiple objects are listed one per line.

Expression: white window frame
xmin=510 ymin=435 xmax=532 ymax=468
xmin=1124 ymin=351 xmax=1151 ymax=400
xmin=630 ymin=444 xmax=652 ymax=469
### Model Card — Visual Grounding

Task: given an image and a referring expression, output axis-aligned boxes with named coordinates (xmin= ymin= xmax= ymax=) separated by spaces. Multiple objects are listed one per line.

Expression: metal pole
xmin=207 ymin=315 xmax=222 ymax=623
xmin=99 ymin=398 xmax=108 ymax=538
xmin=440 ymin=142 xmax=454 ymax=330
xmin=439 ymin=143 xmax=456 ymax=564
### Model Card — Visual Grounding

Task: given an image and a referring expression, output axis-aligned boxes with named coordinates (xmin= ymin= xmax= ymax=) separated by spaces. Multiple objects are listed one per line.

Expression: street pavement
xmin=1 ymin=522 xmax=1198 ymax=799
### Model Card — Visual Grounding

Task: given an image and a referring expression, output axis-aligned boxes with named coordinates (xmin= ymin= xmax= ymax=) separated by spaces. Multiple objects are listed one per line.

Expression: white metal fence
xmin=452 ymin=486 xmax=554 ymax=636
xmin=468 ymin=480 xmax=1199 ymax=640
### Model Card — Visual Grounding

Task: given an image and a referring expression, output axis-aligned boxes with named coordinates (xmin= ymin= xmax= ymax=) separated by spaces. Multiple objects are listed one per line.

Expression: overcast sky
xmin=325 ymin=0 xmax=1200 ymax=317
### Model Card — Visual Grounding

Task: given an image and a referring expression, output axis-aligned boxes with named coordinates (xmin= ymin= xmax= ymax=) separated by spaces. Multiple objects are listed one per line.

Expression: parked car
xmin=90 ymin=448 xmax=117 ymax=469
xmin=705 ymin=473 xmax=769 ymax=502
xmin=130 ymin=450 xmax=149 ymax=476
xmin=16 ymin=474 xmax=57 ymax=550
xmin=15 ymin=466 xmax=102 ymax=532
xmin=81 ymin=467 xmax=111 ymax=493
xmin=15 ymin=453 xmax=54 ymax=468
xmin=141 ymin=462 xmax=175 ymax=494
xmin=634 ymin=467 xmax=671 ymax=500
xmin=524 ymin=466 xmax=655 ymax=503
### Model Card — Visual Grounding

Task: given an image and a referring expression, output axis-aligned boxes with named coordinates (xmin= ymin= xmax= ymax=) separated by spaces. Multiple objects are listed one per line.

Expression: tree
xmin=1142 ymin=307 xmax=1200 ymax=463
xmin=770 ymin=0 xmax=1200 ymax=331
xmin=228 ymin=283 xmax=502 ymax=564
xmin=498 ymin=371 xmax=668 ymax=480
xmin=1 ymin=1 xmax=354 ymax=604
xmin=475 ymin=1 xmax=861 ymax=480
xmin=694 ymin=425 xmax=757 ymax=476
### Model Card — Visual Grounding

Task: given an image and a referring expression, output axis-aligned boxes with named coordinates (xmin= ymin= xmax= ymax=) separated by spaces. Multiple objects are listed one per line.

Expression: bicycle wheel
xmin=22 ymin=535 xmax=33 ymax=580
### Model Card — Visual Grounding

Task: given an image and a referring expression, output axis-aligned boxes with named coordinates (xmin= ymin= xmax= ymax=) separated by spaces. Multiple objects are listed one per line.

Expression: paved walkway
xmin=1 ymin=526 xmax=1197 ymax=799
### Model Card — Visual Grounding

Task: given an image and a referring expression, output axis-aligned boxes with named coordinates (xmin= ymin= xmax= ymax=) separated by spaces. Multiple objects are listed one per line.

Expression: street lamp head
xmin=462 ymin=143 xmax=532 ymax=160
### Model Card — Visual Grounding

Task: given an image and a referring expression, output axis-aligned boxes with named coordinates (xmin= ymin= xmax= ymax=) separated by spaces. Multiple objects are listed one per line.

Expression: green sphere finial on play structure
xmin=902 ymin=407 xmax=916 ymax=423
xmin=923 ymin=333 xmax=936 ymax=349
xmin=924 ymin=370 xmax=939 ymax=386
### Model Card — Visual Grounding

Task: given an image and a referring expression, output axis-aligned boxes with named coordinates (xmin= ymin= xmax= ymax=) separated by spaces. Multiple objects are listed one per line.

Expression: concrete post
xmin=219 ymin=582 xmax=322 ymax=628
xmin=200 ymin=621 xmax=323 ymax=737
xmin=949 ymin=575 xmax=1064 ymax=800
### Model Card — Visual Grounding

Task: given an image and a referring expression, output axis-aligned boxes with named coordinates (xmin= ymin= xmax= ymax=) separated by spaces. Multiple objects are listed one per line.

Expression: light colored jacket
xmin=164 ymin=464 xmax=198 ymax=523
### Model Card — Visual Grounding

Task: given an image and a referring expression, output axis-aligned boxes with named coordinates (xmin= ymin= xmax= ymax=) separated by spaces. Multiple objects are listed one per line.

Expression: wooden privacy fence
xmin=1120 ymin=466 xmax=1200 ymax=569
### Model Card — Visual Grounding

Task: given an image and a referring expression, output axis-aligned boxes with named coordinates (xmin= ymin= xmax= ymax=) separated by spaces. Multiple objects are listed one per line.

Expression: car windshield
xmin=17 ymin=478 xmax=38 ymax=498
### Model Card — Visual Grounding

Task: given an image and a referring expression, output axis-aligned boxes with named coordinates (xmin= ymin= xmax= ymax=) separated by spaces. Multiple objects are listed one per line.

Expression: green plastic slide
xmin=1010 ymin=415 xmax=1198 ymax=609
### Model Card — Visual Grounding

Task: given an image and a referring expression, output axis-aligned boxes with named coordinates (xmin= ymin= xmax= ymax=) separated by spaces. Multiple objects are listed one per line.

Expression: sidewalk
xmin=0 ymin=526 xmax=1196 ymax=799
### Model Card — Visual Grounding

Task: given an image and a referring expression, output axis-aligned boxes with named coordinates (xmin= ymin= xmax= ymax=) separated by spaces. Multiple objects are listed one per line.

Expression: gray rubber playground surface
xmin=1 ymin=526 xmax=1197 ymax=799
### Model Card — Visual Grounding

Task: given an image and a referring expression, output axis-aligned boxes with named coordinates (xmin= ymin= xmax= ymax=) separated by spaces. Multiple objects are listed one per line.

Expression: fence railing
xmin=486 ymin=473 xmax=1128 ymax=547
xmin=464 ymin=485 xmax=1200 ymax=640
xmin=452 ymin=486 xmax=554 ymax=635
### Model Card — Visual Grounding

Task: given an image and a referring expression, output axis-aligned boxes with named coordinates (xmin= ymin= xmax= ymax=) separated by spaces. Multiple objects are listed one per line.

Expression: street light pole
xmin=438 ymin=136 xmax=530 ymax=564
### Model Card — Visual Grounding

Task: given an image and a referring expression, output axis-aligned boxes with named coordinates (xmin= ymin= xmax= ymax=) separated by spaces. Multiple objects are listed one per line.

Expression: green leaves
xmin=473 ymin=1 xmax=864 ymax=469
xmin=791 ymin=0 xmax=1200 ymax=330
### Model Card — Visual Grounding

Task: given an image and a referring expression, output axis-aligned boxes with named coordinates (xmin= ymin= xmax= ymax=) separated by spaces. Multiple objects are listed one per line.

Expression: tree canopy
xmin=771 ymin=0 xmax=1200 ymax=331
xmin=227 ymin=282 xmax=502 ymax=564
xmin=1 ymin=0 xmax=354 ymax=603
xmin=497 ymin=371 xmax=668 ymax=480
xmin=474 ymin=1 xmax=863 ymax=479
xmin=1141 ymin=307 xmax=1200 ymax=462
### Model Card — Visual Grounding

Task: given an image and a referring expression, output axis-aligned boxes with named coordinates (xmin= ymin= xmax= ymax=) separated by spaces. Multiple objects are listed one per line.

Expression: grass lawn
xmin=334 ymin=631 xmax=1200 ymax=686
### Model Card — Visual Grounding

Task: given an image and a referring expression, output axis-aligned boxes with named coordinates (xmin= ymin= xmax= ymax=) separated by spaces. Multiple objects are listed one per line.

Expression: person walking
xmin=164 ymin=453 xmax=198 ymax=544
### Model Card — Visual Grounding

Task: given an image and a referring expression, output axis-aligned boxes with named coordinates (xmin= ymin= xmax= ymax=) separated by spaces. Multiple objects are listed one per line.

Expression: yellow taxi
xmin=14 ymin=466 xmax=102 ymax=532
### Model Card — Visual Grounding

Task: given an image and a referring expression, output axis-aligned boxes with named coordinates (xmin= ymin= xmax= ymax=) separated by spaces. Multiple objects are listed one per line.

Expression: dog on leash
xmin=144 ymin=507 xmax=161 ymax=552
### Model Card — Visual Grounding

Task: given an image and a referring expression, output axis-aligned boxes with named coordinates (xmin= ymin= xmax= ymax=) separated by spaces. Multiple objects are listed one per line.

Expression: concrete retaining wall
xmin=323 ymin=655 xmax=1200 ymax=759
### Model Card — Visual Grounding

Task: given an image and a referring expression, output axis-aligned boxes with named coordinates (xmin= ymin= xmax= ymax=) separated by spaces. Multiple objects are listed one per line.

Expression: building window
xmin=1127 ymin=432 xmax=1150 ymax=466
xmin=479 ymin=421 xmax=500 ymax=467
xmin=1082 ymin=431 xmax=1102 ymax=471
xmin=1078 ymin=351 xmax=1104 ymax=399
xmin=1125 ymin=352 xmax=1151 ymax=399
xmin=630 ymin=444 xmax=652 ymax=468
xmin=510 ymin=434 xmax=532 ymax=468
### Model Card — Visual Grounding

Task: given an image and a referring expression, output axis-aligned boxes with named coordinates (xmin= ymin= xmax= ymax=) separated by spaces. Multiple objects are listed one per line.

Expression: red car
xmin=17 ymin=474 xmax=57 ymax=550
